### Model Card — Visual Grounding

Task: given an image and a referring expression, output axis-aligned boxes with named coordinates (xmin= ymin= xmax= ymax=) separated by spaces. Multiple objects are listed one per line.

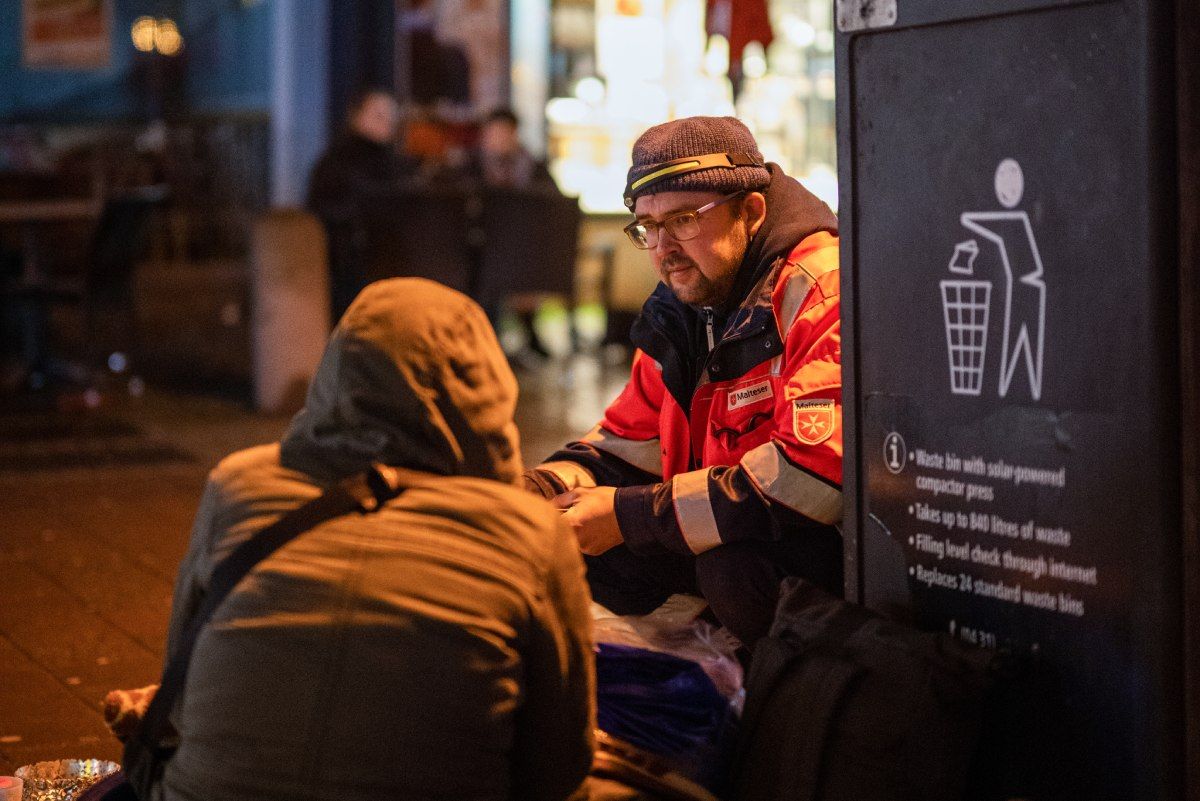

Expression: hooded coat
xmin=161 ymin=279 xmax=595 ymax=801
xmin=528 ymin=167 xmax=843 ymax=592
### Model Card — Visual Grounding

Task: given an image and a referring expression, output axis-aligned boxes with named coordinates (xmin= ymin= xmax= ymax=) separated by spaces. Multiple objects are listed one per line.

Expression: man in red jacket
xmin=524 ymin=116 xmax=843 ymax=646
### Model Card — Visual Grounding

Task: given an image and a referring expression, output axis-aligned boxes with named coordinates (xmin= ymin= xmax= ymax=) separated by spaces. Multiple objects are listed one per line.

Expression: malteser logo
xmin=727 ymin=380 xmax=774 ymax=411
xmin=792 ymin=399 xmax=835 ymax=445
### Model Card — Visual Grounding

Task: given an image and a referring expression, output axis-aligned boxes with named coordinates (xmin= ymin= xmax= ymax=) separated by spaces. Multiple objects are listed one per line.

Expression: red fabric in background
xmin=705 ymin=0 xmax=774 ymax=70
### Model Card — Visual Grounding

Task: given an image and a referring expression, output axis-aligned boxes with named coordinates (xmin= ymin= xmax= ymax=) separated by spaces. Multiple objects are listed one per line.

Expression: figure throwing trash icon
xmin=940 ymin=158 xmax=1047 ymax=401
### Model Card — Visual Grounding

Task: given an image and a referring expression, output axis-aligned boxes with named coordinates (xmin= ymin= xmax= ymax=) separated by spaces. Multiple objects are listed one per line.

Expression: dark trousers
xmin=584 ymin=538 xmax=840 ymax=648
xmin=325 ymin=222 xmax=369 ymax=326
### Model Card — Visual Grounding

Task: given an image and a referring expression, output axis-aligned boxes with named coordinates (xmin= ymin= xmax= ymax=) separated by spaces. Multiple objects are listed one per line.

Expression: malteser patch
xmin=727 ymin=380 xmax=774 ymax=411
xmin=792 ymin=399 xmax=835 ymax=445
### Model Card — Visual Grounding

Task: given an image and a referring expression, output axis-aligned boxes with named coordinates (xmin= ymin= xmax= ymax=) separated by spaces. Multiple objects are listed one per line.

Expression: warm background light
xmin=130 ymin=17 xmax=184 ymax=56
xmin=154 ymin=19 xmax=184 ymax=57
xmin=131 ymin=16 xmax=156 ymax=52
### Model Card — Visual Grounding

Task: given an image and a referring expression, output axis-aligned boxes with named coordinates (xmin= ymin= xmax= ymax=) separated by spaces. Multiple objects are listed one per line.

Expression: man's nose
xmin=653 ymin=228 xmax=680 ymax=254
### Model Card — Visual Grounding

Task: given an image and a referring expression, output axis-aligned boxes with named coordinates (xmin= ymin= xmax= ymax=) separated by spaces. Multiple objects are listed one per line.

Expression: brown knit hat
xmin=623 ymin=116 xmax=770 ymax=208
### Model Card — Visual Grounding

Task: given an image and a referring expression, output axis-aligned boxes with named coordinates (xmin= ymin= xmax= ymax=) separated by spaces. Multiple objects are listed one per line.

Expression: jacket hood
xmin=280 ymin=278 xmax=523 ymax=484
xmin=720 ymin=163 xmax=838 ymax=316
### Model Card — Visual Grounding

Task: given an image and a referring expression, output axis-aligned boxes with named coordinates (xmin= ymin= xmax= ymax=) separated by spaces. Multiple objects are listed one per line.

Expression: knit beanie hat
xmin=623 ymin=116 xmax=771 ymax=208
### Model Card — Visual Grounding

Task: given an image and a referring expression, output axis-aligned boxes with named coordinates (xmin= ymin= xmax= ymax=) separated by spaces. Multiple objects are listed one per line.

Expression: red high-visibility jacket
xmin=531 ymin=230 xmax=842 ymax=558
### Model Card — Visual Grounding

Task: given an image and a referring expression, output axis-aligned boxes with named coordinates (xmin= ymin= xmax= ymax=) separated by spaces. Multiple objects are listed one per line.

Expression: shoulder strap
xmin=134 ymin=464 xmax=405 ymax=751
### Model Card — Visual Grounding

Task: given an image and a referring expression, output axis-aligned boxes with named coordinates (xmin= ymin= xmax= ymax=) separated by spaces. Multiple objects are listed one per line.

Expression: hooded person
xmin=157 ymin=278 xmax=595 ymax=801
xmin=523 ymin=116 xmax=844 ymax=649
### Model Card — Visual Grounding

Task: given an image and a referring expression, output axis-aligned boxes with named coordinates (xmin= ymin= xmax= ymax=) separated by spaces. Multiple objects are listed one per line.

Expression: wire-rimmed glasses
xmin=623 ymin=190 xmax=745 ymax=249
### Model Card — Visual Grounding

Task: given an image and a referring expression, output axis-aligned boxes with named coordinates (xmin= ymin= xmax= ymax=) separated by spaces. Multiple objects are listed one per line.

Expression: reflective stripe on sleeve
xmin=580 ymin=425 xmax=663 ymax=476
xmin=778 ymin=267 xmax=815 ymax=335
xmin=538 ymin=460 xmax=598 ymax=491
xmin=672 ymin=469 xmax=722 ymax=554
xmin=740 ymin=441 xmax=843 ymax=524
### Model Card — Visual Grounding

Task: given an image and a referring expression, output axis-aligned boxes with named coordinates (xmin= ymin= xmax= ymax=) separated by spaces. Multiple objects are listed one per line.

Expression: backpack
xmin=728 ymin=578 xmax=996 ymax=801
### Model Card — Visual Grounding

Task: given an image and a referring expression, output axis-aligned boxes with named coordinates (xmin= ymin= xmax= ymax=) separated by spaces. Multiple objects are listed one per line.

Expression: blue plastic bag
xmin=596 ymin=642 xmax=738 ymax=793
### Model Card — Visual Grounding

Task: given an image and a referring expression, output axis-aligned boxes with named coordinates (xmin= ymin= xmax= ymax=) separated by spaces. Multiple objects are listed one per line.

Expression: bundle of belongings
xmin=588 ymin=581 xmax=999 ymax=801
xmin=727 ymin=579 xmax=998 ymax=801
xmin=590 ymin=595 xmax=745 ymax=801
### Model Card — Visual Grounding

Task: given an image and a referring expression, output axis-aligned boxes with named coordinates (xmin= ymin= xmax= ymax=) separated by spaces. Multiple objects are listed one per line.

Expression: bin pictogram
xmin=940 ymin=279 xmax=992 ymax=396
xmin=938 ymin=159 xmax=1046 ymax=401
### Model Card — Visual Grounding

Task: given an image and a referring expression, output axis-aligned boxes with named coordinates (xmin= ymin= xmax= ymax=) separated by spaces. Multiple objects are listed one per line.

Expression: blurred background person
xmin=468 ymin=107 xmax=555 ymax=190
xmin=306 ymin=89 xmax=415 ymax=324
xmin=465 ymin=108 xmax=562 ymax=364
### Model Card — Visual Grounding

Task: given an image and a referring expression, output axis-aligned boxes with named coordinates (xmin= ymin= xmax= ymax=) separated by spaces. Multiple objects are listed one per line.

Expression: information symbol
xmin=883 ymin=432 xmax=907 ymax=474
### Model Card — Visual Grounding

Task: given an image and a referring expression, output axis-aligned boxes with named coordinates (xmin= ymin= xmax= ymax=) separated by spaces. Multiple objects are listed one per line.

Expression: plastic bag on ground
xmin=596 ymin=643 xmax=737 ymax=794
xmin=591 ymin=594 xmax=744 ymax=706
xmin=591 ymin=595 xmax=744 ymax=795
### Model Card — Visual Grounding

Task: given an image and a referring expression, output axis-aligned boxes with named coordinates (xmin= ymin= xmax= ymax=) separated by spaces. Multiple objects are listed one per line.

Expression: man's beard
xmin=662 ymin=254 xmax=737 ymax=307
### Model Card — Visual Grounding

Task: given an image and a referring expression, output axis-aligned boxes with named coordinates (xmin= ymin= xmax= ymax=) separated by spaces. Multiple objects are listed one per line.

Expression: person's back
xmin=159 ymin=278 xmax=595 ymax=801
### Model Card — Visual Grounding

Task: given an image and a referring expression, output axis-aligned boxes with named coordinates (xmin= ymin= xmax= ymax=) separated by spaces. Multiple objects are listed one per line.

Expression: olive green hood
xmin=280 ymin=278 xmax=522 ymax=484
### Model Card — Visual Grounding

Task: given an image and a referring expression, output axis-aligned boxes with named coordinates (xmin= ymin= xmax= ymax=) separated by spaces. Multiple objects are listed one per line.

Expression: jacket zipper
xmin=690 ymin=307 xmax=719 ymax=470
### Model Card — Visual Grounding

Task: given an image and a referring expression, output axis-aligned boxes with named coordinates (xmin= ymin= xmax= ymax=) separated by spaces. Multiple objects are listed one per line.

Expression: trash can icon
xmin=940 ymin=279 xmax=992 ymax=395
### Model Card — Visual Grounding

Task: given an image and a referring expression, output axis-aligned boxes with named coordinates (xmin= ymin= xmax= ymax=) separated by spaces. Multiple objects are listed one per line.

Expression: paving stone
xmin=0 ymin=560 xmax=164 ymax=732
xmin=0 ymin=635 xmax=119 ymax=775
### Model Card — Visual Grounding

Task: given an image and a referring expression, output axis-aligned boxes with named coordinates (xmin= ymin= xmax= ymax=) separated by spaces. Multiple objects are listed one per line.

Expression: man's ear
xmin=743 ymin=191 xmax=767 ymax=238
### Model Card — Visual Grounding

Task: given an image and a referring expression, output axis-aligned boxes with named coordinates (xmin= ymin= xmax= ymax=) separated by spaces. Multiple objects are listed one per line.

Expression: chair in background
xmin=474 ymin=187 xmax=581 ymax=332
xmin=358 ymin=186 xmax=473 ymax=294
xmin=2 ymin=185 xmax=166 ymax=394
xmin=85 ymin=187 xmax=168 ymax=362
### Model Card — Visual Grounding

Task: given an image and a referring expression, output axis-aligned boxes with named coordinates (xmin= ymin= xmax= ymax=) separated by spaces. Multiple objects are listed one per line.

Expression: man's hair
xmin=624 ymin=116 xmax=770 ymax=208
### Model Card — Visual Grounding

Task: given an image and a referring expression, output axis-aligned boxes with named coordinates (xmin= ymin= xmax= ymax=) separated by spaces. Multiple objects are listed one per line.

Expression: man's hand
xmin=554 ymin=486 xmax=623 ymax=556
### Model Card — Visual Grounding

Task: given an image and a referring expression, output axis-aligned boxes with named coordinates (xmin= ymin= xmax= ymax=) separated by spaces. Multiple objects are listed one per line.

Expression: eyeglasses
xmin=623 ymin=191 xmax=745 ymax=250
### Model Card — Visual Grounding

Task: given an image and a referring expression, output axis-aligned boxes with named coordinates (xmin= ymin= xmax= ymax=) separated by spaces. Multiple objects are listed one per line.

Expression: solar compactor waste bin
xmin=835 ymin=1 xmax=1198 ymax=798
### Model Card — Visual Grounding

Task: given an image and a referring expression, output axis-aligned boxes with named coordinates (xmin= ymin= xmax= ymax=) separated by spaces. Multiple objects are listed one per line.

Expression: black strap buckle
xmin=345 ymin=463 xmax=402 ymax=513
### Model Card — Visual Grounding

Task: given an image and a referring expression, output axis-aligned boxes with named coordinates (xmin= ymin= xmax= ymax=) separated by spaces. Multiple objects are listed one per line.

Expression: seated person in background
xmin=157 ymin=278 xmax=595 ymax=801
xmin=467 ymin=108 xmax=562 ymax=361
xmin=523 ymin=116 xmax=844 ymax=650
xmin=306 ymin=89 xmax=416 ymax=324
xmin=468 ymin=108 xmax=557 ymax=191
